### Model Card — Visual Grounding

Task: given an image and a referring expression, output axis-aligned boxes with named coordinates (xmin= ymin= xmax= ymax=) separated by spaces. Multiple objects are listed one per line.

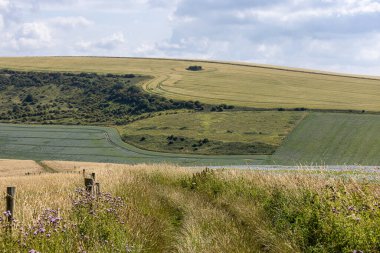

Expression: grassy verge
xmin=1 ymin=164 xmax=380 ymax=252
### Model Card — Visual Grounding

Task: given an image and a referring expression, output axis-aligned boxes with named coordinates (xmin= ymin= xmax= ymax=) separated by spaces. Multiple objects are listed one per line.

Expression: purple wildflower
xmin=3 ymin=210 xmax=11 ymax=217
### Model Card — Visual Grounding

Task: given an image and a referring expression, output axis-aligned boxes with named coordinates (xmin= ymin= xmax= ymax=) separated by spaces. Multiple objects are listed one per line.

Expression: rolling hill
xmin=0 ymin=57 xmax=379 ymax=111
xmin=0 ymin=57 xmax=380 ymax=165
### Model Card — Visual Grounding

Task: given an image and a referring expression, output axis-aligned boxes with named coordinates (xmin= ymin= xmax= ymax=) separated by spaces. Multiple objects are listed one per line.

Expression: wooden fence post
xmin=95 ymin=183 xmax=100 ymax=196
xmin=84 ymin=178 xmax=94 ymax=194
xmin=6 ymin=187 xmax=16 ymax=223
xmin=84 ymin=173 xmax=98 ymax=196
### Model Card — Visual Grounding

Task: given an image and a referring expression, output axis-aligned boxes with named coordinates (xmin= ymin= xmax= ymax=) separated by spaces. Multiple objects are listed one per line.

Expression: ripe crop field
xmin=271 ymin=113 xmax=380 ymax=165
xmin=0 ymin=57 xmax=380 ymax=111
xmin=0 ymin=159 xmax=43 ymax=176
xmin=119 ymin=111 xmax=306 ymax=155
xmin=0 ymin=124 xmax=267 ymax=165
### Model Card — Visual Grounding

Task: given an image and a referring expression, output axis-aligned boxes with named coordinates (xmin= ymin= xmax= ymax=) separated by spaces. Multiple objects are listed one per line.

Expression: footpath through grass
xmin=271 ymin=113 xmax=380 ymax=165
xmin=1 ymin=164 xmax=380 ymax=252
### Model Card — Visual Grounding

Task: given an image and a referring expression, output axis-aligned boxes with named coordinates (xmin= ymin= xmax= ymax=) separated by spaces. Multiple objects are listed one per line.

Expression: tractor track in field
xmin=102 ymin=131 xmax=258 ymax=161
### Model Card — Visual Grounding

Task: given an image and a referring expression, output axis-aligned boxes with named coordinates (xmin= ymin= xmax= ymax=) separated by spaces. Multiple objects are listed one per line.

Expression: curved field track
xmin=0 ymin=124 xmax=267 ymax=165
xmin=0 ymin=57 xmax=380 ymax=111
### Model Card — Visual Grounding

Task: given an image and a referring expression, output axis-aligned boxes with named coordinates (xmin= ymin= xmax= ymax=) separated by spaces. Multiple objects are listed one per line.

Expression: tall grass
xmin=1 ymin=164 xmax=380 ymax=252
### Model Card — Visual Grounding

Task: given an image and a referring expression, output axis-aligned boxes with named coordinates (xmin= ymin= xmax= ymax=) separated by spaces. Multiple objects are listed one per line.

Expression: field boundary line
xmin=35 ymin=160 xmax=58 ymax=173
xmin=57 ymin=56 xmax=380 ymax=80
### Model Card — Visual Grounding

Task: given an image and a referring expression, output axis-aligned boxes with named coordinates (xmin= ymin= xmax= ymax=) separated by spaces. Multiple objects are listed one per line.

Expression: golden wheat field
xmin=0 ymin=57 xmax=380 ymax=111
xmin=0 ymin=160 xmax=43 ymax=177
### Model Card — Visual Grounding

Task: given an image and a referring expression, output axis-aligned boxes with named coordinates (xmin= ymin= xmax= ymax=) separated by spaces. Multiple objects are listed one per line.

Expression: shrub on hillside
xmin=186 ymin=66 xmax=203 ymax=71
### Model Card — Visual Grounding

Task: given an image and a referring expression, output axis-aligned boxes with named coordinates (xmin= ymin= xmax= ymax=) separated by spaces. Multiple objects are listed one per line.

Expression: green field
xmin=119 ymin=111 xmax=305 ymax=155
xmin=1 ymin=57 xmax=380 ymax=165
xmin=2 ymin=112 xmax=378 ymax=165
xmin=0 ymin=57 xmax=379 ymax=111
xmin=0 ymin=123 xmax=268 ymax=165
xmin=271 ymin=113 xmax=380 ymax=165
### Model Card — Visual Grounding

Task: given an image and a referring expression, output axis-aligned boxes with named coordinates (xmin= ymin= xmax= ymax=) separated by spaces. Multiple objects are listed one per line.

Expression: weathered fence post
xmin=84 ymin=173 xmax=97 ymax=195
xmin=84 ymin=178 xmax=94 ymax=195
xmin=95 ymin=183 xmax=100 ymax=196
xmin=6 ymin=187 xmax=16 ymax=224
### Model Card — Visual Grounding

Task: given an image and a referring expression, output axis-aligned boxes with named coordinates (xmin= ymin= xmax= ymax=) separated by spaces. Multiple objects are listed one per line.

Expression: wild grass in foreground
xmin=1 ymin=164 xmax=380 ymax=252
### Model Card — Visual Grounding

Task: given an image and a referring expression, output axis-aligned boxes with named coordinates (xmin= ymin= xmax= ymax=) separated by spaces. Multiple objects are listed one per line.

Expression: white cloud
xmin=77 ymin=32 xmax=125 ymax=51
xmin=0 ymin=15 xmax=4 ymax=30
xmin=234 ymin=0 xmax=380 ymax=24
xmin=355 ymin=33 xmax=380 ymax=62
xmin=0 ymin=0 xmax=9 ymax=10
xmin=11 ymin=22 xmax=52 ymax=49
xmin=0 ymin=0 xmax=380 ymax=74
xmin=50 ymin=16 xmax=92 ymax=28
xmin=0 ymin=0 xmax=9 ymax=30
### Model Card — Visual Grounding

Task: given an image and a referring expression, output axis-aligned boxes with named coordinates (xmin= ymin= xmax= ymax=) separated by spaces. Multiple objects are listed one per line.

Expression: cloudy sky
xmin=0 ymin=0 xmax=380 ymax=75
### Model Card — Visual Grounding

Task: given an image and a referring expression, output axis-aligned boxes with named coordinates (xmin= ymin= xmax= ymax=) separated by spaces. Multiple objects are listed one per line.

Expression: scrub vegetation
xmin=0 ymin=69 xmax=203 ymax=125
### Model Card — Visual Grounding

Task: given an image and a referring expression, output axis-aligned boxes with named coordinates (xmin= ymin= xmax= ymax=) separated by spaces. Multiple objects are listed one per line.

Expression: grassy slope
xmin=271 ymin=113 xmax=380 ymax=165
xmin=0 ymin=123 xmax=268 ymax=165
xmin=2 ymin=163 xmax=380 ymax=252
xmin=0 ymin=57 xmax=380 ymax=111
xmin=119 ymin=111 xmax=306 ymax=155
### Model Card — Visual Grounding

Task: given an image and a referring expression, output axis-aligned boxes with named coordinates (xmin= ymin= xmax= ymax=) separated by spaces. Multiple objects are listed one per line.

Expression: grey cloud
xmin=150 ymin=0 xmax=380 ymax=74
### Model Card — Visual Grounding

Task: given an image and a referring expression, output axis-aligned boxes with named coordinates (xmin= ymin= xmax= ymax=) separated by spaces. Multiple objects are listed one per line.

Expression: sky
xmin=0 ymin=0 xmax=380 ymax=75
